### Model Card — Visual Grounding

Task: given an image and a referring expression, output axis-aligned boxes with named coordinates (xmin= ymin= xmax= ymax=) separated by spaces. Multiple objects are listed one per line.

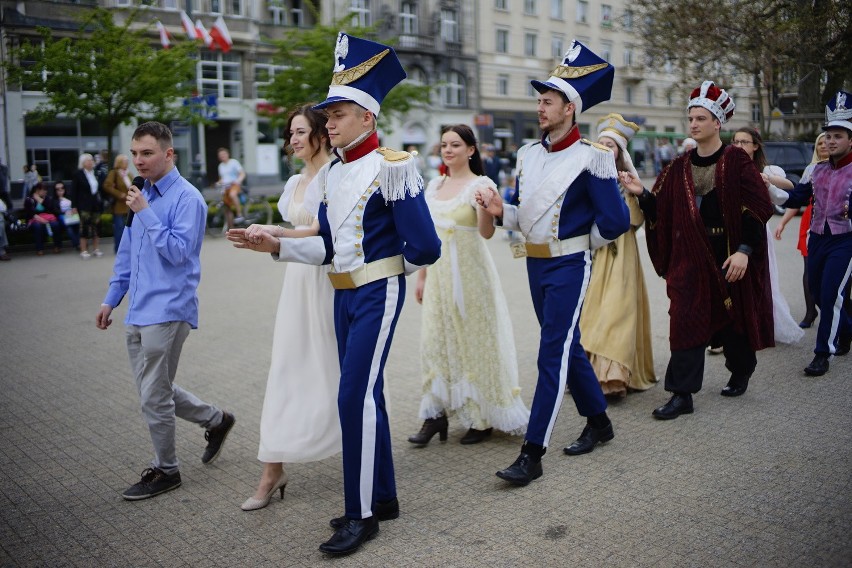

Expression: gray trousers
xmin=126 ymin=321 xmax=222 ymax=475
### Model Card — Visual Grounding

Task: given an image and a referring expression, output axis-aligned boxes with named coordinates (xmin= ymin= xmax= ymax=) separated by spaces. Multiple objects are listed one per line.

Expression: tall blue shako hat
xmin=313 ymin=33 xmax=406 ymax=116
xmin=530 ymin=39 xmax=614 ymax=114
xmin=823 ymin=91 xmax=852 ymax=132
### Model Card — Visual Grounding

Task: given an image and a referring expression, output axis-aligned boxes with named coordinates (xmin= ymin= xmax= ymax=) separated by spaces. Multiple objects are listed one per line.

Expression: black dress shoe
xmin=319 ymin=516 xmax=379 ymax=555
xmin=202 ymin=411 xmax=235 ymax=464
xmin=407 ymin=415 xmax=448 ymax=446
xmin=804 ymin=355 xmax=830 ymax=376
xmin=720 ymin=375 xmax=750 ymax=397
xmin=495 ymin=453 xmax=542 ymax=486
xmin=652 ymin=394 xmax=694 ymax=420
xmin=563 ymin=423 xmax=614 ymax=455
xmin=460 ymin=427 xmax=493 ymax=445
xmin=836 ymin=334 xmax=851 ymax=356
xmin=329 ymin=498 xmax=398 ymax=530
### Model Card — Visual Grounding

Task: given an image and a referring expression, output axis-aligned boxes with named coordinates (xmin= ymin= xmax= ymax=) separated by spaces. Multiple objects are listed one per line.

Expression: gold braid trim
xmin=376 ymin=147 xmax=410 ymax=162
xmin=331 ymin=49 xmax=390 ymax=86
xmin=551 ymin=62 xmax=609 ymax=79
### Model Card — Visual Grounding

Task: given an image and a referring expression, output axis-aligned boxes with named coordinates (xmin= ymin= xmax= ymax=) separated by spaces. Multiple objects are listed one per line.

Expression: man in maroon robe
xmin=625 ymin=81 xmax=774 ymax=419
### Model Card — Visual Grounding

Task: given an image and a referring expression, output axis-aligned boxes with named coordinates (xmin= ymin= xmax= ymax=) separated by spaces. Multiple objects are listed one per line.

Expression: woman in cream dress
xmin=410 ymin=124 xmax=529 ymax=446
xmin=229 ymin=105 xmax=341 ymax=510
xmin=579 ymin=114 xmax=657 ymax=398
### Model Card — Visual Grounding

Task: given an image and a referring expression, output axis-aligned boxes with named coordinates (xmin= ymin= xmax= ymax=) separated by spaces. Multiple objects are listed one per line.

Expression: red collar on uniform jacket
xmin=831 ymin=151 xmax=852 ymax=169
xmin=338 ymin=131 xmax=379 ymax=163
xmin=543 ymin=124 xmax=581 ymax=153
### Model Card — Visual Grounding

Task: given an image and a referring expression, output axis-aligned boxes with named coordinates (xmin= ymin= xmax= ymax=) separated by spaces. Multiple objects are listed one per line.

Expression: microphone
xmin=126 ymin=176 xmax=145 ymax=227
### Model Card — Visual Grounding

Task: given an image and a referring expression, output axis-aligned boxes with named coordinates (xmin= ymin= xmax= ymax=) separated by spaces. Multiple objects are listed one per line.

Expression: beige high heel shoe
xmin=241 ymin=472 xmax=288 ymax=511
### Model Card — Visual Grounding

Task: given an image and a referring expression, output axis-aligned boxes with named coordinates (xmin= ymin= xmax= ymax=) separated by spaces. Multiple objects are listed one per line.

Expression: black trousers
xmin=664 ymin=325 xmax=756 ymax=394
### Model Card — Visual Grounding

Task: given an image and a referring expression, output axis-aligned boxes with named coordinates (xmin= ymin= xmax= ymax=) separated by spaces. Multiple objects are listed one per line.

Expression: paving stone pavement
xmin=1 ymin=215 xmax=850 ymax=567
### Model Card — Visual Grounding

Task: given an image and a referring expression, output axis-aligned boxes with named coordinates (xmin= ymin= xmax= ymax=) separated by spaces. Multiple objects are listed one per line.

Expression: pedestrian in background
xmin=23 ymin=182 xmax=63 ymax=255
xmin=71 ymin=153 xmax=104 ymax=259
xmin=103 ymin=154 xmax=132 ymax=252
xmin=96 ymin=121 xmax=235 ymax=501
xmin=54 ymin=181 xmax=79 ymax=252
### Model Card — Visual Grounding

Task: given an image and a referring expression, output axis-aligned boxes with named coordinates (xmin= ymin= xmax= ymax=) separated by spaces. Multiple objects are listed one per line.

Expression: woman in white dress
xmin=409 ymin=124 xmax=529 ymax=446
xmin=731 ymin=127 xmax=804 ymax=344
xmin=229 ymin=105 xmax=341 ymax=510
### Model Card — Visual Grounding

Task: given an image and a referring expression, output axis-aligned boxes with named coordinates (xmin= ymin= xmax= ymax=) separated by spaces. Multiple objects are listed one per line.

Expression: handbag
xmin=63 ymin=212 xmax=80 ymax=225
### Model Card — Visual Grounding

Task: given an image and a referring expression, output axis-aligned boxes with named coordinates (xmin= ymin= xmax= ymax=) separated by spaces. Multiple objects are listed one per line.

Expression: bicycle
xmin=206 ymin=189 xmax=273 ymax=237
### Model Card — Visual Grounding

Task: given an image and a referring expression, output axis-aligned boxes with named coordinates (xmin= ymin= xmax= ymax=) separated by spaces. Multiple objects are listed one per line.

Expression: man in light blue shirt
xmin=96 ymin=121 xmax=235 ymax=501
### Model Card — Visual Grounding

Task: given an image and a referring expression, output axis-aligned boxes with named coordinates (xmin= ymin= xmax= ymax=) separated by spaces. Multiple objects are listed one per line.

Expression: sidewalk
xmin=0 ymin=217 xmax=849 ymax=567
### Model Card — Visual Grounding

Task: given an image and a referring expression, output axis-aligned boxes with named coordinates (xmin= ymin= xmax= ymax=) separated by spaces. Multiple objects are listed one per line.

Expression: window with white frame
xmin=496 ymin=28 xmax=509 ymax=53
xmin=255 ymin=57 xmax=288 ymax=99
xmin=625 ymin=85 xmax=632 ymax=104
xmin=496 ymin=0 xmax=508 ymax=10
xmin=350 ymin=0 xmax=371 ymax=27
xmin=400 ymin=1 xmax=418 ymax=35
xmin=551 ymin=0 xmax=563 ymax=19
xmin=600 ymin=40 xmax=612 ymax=62
xmin=199 ymin=52 xmax=241 ymax=99
xmin=524 ymin=0 xmax=536 ymax=15
xmin=231 ymin=0 xmax=244 ymax=16
xmin=601 ymin=4 xmax=612 ymax=27
xmin=751 ymin=103 xmax=761 ymax=123
xmin=162 ymin=0 xmax=178 ymax=9
xmin=441 ymin=71 xmax=466 ymax=107
xmin=497 ymin=74 xmax=509 ymax=96
xmin=623 ymin=9 xmax=634 ymax=30
xmin=623 ymin=46 xmax=634 ymax=67
xmin=551 ymin=35 xmax=564 ymax=59
xmin=524 ymin=32 xmax=537 ymax=57
xmin=646 ymin=87 xmax=654 ymax=105
xmin=210 ymin=0 xmax=222 ymax=13
xmin=527 ymin=76 xmax=537 ymax=98
xmin=441 ymin=9 xmax=458 ymax=43
xmin=406 ymin=66 xmax=427 ymax=86
xmin=576 ymin=0 xmax=588 ymax=23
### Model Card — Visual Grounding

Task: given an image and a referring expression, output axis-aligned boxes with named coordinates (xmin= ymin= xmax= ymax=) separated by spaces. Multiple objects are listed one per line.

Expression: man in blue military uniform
xmin=229 ymin=33 xmax=441 ymax=555
xmin=779 ymin=91 xmax=852 ymax=376
xmin=477 ymin=40 xmax=629 ymax=485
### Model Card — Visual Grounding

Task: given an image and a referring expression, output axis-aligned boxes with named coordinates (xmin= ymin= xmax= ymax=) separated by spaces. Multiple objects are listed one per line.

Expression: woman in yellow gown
xmin=579 ymin=114 xmax=657 ymax=397
xmin=409 ymin=125 xmax=529 ymax=445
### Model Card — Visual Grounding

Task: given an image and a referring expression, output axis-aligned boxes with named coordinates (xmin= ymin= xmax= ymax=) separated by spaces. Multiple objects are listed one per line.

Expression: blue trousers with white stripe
xmin=807 ymin=232 xmax=852 ymax=355
xmin=334 ymin=276 xmax=403 ymax=519
xmin=524 ymin=253 xmax=607 ymax=448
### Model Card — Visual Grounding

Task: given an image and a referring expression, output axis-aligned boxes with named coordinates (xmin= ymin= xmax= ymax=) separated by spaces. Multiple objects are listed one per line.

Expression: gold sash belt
xmin=524 ymin=234 xmax=590 ymax=258
xmin=327 ymin=254 xmax=404 ymax=289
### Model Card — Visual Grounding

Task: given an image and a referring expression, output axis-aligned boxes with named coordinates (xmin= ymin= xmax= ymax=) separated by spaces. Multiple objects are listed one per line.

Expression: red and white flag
xmin=195 ymin=19 xmax=215 ymax=49
xmin=209 ymin=16 xmax=233 ymax=53
xmin=180 ymin=10 xmax=198 ymax=40
xmin=155 ymin=21 xmax=171 ymax=49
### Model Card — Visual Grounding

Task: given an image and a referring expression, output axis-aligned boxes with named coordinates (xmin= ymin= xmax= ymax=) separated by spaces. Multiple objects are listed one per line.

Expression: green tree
xmin=261 ymin=21 xmax=431 ymax=132
xmin=3 ymin=7 xmax=199 ymax=159
xmin=632 ymin=0 xmax=851 ymax=135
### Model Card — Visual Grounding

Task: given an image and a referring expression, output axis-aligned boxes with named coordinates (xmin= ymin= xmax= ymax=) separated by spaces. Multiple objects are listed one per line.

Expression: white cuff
xmin=271 ymin=236 xmax=327 ymax=265
xmin=590 ymin=223 xmax=612 ymax=250
xmin=500 ymin=204 xmax=520 ymax=231
xmin=768 ymin=185 xmax=789 ymax=206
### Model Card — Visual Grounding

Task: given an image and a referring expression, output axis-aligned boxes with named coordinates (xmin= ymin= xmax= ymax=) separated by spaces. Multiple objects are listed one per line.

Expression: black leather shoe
xmin=836 ymin=334 xmax=851 ymax=356
xmin=407 ymin=415 xmax=448 ymax=446
xmin=460 ymin=427 xmax=493 ymax=445
xmin=496 ymin=453 xmax=542 ymax=486
xmin=202 ymin=411 xmax=235 ymax=464
xmin=329 ymin=498 xmax=398 ymax=530
xmin=804 ymin=355 xmax=830 ymax=376
xmin=563 ymin=423 xmax=614 ymax=455
xmin=319 ymin=516 xmax=379 ymax=555
xmin=720 ymin=375 xmax=750 ymax=397
xmin=652 ymin=394 xmax=694 ymax=420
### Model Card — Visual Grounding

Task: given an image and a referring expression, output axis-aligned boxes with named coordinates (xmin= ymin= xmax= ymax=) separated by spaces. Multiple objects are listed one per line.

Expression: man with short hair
xmin=96 ymin=121 xmax=234 ymax=501
xmin=778 ymin=91 xmax=852 ymax=375
xmin=228 ymin=34 xmax=441 ymax=555
xmin=624 ymin=81 xmax=774 ymax=418
xmin=477 ymin=40 xmax=629 ymax=486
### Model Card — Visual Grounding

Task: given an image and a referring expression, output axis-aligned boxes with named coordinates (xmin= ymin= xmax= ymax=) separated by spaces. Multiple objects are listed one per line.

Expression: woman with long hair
xmin=409 ymin=124 xmax=529 ymax=446
xmin=578 ymin=114 xmax=657 ymax=398
xmin=731 ymin=127 xmax=803 ymax=344
xmin=103 ymin=154 xmax=133 ymax=252
xmin=774 ymin=133 xmax=828 ymax=327
xmin=228 ymin=104 xmax=341 ymax=511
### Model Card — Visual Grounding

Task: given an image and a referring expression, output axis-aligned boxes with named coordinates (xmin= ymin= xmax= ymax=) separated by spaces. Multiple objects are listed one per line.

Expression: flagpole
xmin=186 ymin=0 xmax=205 ymax=190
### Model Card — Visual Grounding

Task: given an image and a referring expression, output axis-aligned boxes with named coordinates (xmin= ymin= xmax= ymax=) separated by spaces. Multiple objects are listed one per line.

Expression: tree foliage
xmin=261 ymin=20 xmax=432 ymax=132
xmin=632 ymin=0 xmax=851 ymax=135
xmin=3 ymin=8 xmax=199 ymax=158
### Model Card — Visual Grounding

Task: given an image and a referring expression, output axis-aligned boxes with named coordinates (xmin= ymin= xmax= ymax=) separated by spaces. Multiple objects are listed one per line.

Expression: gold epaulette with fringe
xmin=580 ymin=138 xmax=613 ymax=153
